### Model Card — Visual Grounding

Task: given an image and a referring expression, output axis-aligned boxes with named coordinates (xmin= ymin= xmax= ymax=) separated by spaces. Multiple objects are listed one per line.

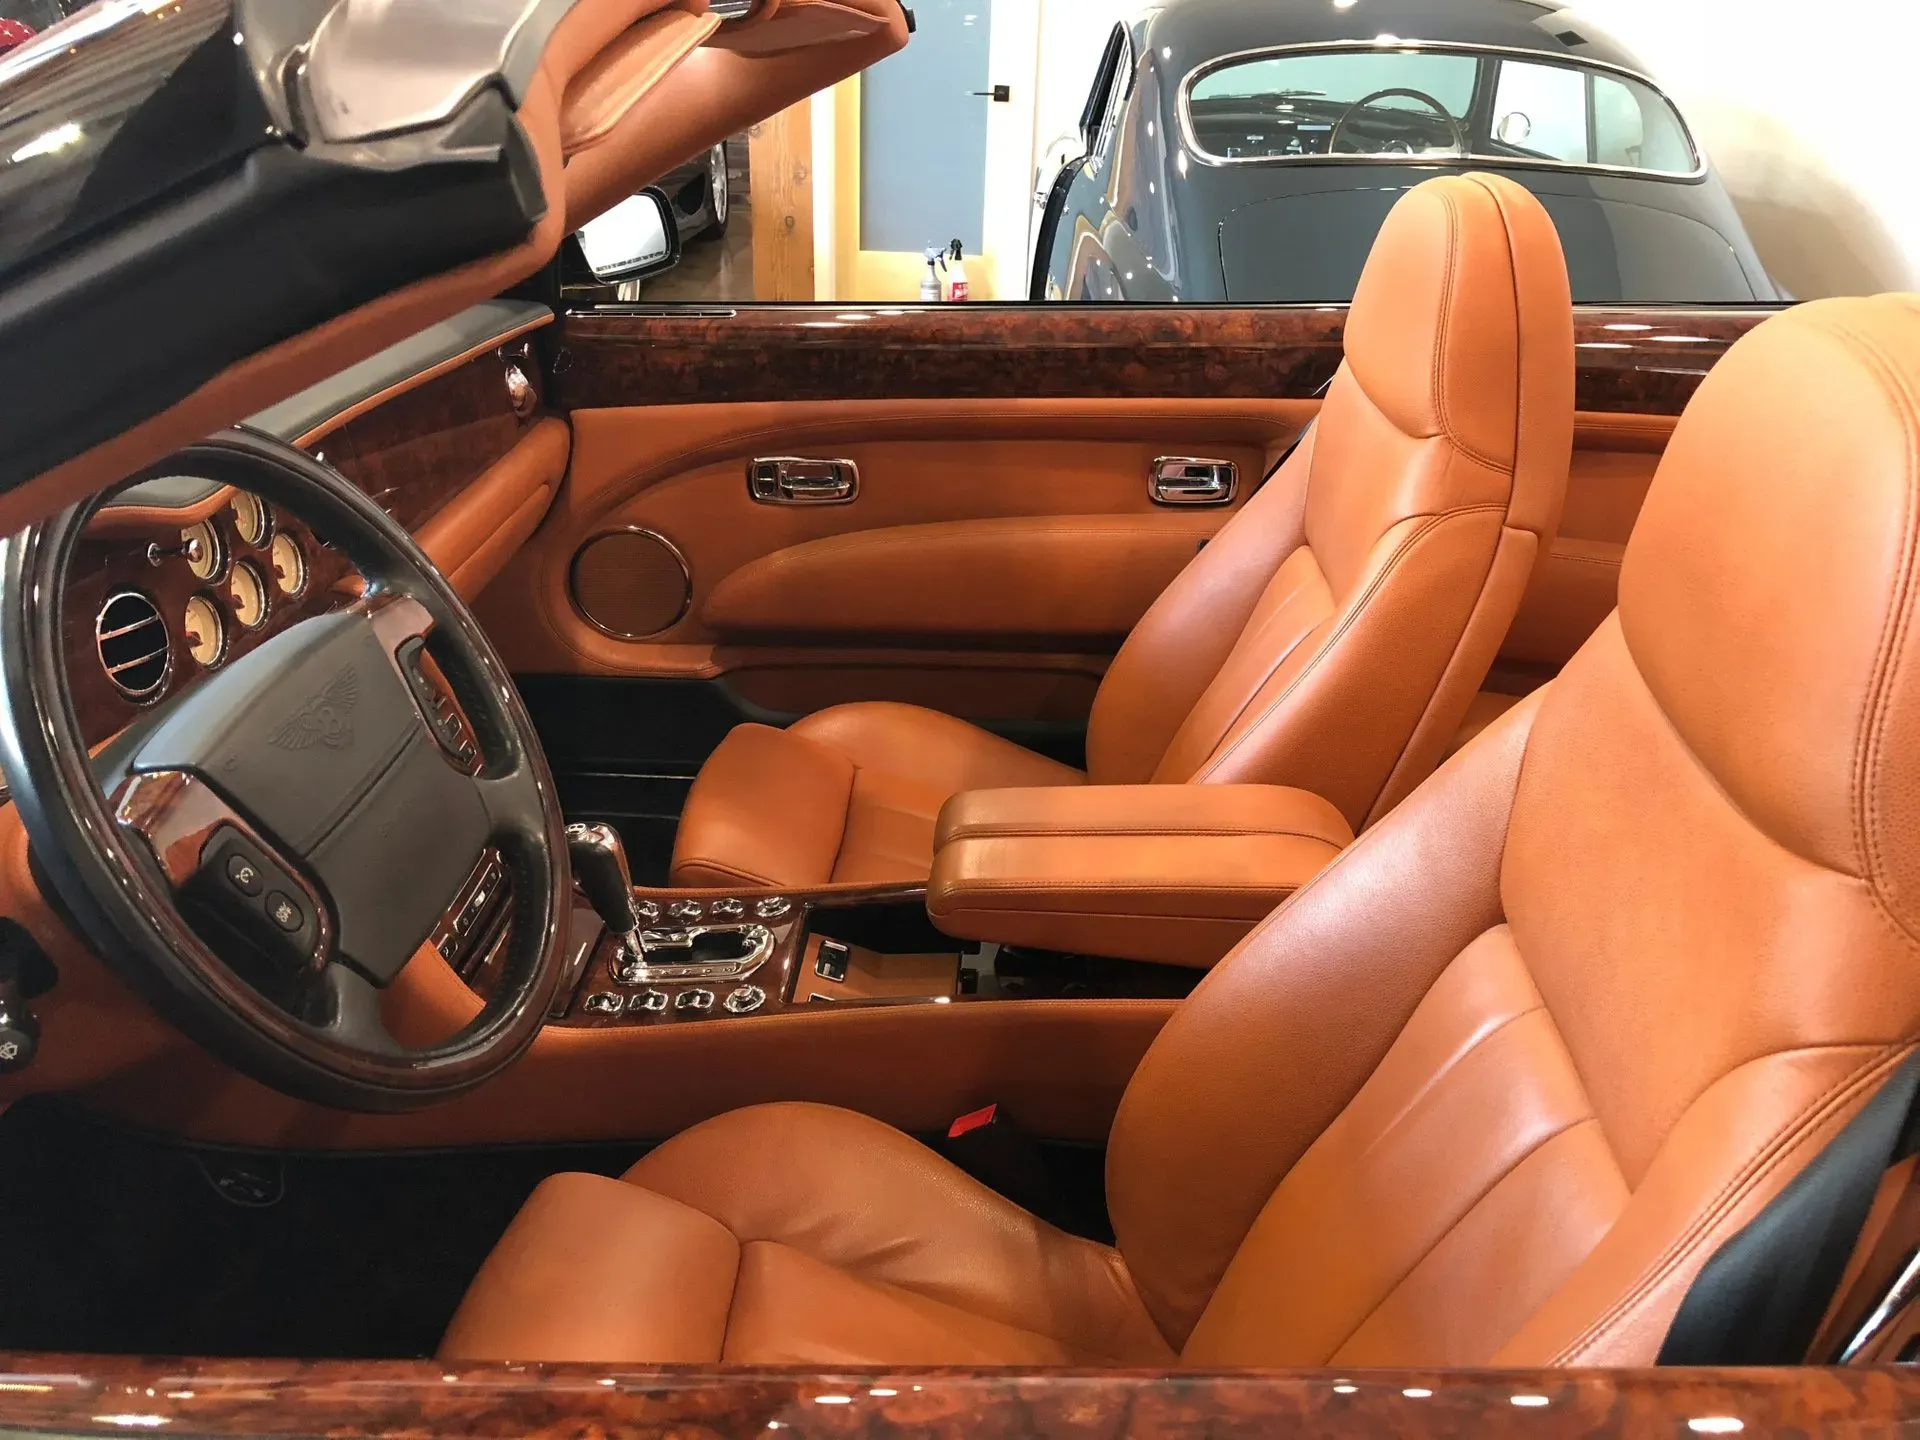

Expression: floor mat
xmin=0 ymin=1098 xmax=647 ymax=1358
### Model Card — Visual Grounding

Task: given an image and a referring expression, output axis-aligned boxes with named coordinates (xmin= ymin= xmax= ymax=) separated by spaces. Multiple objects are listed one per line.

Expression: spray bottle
xmin=919 ymin=245 xmax=946 ymax=302
xmin=944 ymin=239 xmax=970 ymax=302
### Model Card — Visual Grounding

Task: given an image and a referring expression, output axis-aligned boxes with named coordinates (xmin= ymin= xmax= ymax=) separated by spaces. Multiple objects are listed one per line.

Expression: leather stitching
xmin=1195 ymin=504 xmax=1508 ymax=783
xmin=1547 ymin=1042 xmax=1905 ymax=1365
xmin=1820 ymin=317 xmax=1920 ymax=946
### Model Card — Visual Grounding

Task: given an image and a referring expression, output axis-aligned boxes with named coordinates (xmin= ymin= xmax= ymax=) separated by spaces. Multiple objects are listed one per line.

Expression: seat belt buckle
xmin=937 ymin=1104 xmax=1060 ymax=1220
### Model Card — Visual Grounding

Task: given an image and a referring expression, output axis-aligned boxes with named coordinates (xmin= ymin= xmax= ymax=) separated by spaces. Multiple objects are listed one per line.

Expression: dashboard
xmin=57 ymin=300 xmax=551 ymax=752
xmin=66 ymin=482 xmax=355 ymax=749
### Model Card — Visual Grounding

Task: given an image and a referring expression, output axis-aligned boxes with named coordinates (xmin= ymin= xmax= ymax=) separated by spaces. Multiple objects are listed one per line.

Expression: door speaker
xmin=570 ymin=529 xmax=691 ymax=639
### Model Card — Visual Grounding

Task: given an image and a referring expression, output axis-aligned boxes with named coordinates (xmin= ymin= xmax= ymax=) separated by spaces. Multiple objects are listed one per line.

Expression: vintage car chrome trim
xmin=303 ymin=0 xmax=583 ymax=143
xmin=1176 ymin=39 xmax=1708 ymax=181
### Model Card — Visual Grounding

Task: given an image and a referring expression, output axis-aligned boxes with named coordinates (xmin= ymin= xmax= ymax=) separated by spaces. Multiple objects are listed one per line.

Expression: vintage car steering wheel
xmin=1329 ymin=88 xmax=1469 ymax=157
xmin=0 ymin=429 xmax=570 ymax=1112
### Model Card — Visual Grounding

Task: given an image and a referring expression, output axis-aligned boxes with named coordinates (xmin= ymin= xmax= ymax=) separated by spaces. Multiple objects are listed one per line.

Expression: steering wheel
xmin=1329 ymin=88 xmax=1469 ymax=157
xmin=0 ymin=429 xmax=570 ymax=1112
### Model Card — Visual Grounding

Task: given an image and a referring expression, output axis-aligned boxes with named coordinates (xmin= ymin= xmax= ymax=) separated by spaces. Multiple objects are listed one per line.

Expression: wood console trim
xmin=0 ymin=1356 xmax=1910 ymax=1436
xmin=552 ymin=303 xmax=1781 ymax=416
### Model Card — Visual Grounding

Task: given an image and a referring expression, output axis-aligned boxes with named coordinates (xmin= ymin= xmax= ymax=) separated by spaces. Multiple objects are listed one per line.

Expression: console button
xmin=582 ymin=992 xmax=624 ymax=1015
xmin=629 ymin=989 xmax=670 ymax=1014
xmin=225 ymin=853 xmax=265 ymax=896
xmin=709 ymin=897 xmax=746 ymax=920
xmin=755 ymin=895 xmax=792 ymax=921
xmin=634 ymin=899 xmax=661 ymax=924
xmin=815 ymin=939 xmax=851 ymax=983
xmin=723 ymin=985 xmax=766 ymax=1015
xmin=265 ymin=891 xmax=305 ymax=933
xmin=675 ymin=988 xmax=716 ymax=1013
xmin=667 ymin=899 xmax=704 ymax=923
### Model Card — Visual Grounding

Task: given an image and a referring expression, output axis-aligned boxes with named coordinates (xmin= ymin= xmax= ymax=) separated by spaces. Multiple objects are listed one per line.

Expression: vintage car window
xmin=1491 ymin=58 xmax=1698 ymax=174
xmin=1186 ymin=50 xmax=1479 ymax=160
xmin=1183 ymin=45 xmax=1702 ymax=178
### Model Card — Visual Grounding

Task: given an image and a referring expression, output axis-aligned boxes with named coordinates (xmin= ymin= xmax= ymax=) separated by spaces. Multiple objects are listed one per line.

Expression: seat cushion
xmin=439 ymin=1102 xmax=1171 ymax=1366
xmin=670 ymin=702 xmax=1085 ymax=889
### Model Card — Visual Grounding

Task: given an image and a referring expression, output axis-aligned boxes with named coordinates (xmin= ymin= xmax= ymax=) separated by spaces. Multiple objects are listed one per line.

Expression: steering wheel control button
xmin=755 ymin=895 xmax=792 ymax=921
xmin=675 ymin=988 xmax=716 ymax=1014
xmin=666 ymin=899 xmax=703 ymax=923
xmin=723 ymin=985 xmax=766 ymax=1015
xmin=396 ymin=638 xmax=480 ymax=772
xmin=582 ymin=992 xmax=625 ymax=1016
xmin=629 ymin=989 xmax=670 ymax=1014
xmin=225 ymin=852 xmax=265 ymax=896
xmin=265 ymin=892 xmax=305 ymax=933
xmin=709 ymin=897 xmax=745 ymax=920
xmin=815 ymin=939 xmax=851 ymax=984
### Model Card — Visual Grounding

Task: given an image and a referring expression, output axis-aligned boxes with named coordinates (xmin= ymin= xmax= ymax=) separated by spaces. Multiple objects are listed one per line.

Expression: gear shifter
xmin=565 ymin=822 xmax=640 ymax=957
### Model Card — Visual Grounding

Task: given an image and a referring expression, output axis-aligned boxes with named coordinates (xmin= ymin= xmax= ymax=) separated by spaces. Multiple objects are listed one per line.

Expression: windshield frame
xmin=1177 ymin=39 xmax=1707 ymax=182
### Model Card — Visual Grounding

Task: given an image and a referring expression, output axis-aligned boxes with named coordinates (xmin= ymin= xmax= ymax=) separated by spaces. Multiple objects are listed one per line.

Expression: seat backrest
xmin=1103 ymin=295 xmax=1920 ymax=1367
xmin=1084 ymin=172 xmax=1573 ymax=831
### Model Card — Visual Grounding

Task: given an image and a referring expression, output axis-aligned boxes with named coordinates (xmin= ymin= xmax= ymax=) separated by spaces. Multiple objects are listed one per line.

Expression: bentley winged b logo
xmin=268 ymin=666 xmax=359 ymax=751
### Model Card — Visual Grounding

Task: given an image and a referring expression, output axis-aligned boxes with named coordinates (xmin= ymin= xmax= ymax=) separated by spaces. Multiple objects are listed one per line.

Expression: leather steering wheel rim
xmin=1328 ymin=87 xmax=1469 ymax=157
xmin=0 ymin=429 xmax=570 ymax=1112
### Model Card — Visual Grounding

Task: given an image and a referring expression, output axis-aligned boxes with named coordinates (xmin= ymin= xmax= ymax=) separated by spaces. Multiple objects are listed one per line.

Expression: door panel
xmin=485 ymin=302 xmax=1779 ymax=865
xmin=474 ymin=393 xmax=1315 ymax=704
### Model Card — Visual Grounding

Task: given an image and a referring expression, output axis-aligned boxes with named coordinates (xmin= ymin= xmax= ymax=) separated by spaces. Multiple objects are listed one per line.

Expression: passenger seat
xmin=670 ymin=172 xmax=1575 ymax=891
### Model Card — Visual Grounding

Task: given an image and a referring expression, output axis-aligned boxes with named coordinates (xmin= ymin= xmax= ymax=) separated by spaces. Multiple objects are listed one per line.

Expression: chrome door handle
xmin=1150 ymin=457 xmax=1237 ymax=506
xmin=748 ymin=457 xmax=859 ymax=505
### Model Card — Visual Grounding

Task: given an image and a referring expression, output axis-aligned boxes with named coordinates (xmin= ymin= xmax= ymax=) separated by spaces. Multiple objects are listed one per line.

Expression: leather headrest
xmin=1620 ymin=295 xmax=1920 ymax=935
xmin=1343 ymin=172 xmax=1573 ymax=535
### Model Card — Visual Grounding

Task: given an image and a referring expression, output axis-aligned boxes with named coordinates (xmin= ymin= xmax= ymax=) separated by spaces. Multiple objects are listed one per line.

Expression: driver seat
xmin=442 ymin=295 xmax=1920 ymax=1367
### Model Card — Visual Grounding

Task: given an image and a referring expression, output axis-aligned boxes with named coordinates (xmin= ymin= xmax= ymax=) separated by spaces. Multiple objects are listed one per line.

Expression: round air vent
xmin=96 ymin=590 xmax=171 ymax=701
xmin=571 ymin=530 xmax=691 ymax=639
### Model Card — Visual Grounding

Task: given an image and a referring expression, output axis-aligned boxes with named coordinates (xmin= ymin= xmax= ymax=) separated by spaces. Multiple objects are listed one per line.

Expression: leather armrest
xmin=928 ymin=785 xmax=1353 ymax=969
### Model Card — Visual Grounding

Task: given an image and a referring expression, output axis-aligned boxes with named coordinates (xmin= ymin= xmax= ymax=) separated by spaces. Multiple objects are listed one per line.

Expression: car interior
xmin=0 ymin=0 xmax=1916 ymax=1414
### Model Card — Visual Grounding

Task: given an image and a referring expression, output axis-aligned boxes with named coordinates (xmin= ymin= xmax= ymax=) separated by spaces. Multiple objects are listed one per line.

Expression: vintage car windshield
xmin=1183 ymin=44 xmax=1700 ymax=178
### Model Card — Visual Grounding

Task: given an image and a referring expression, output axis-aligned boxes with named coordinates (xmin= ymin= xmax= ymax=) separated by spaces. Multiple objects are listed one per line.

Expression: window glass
xmin=1187 ymin=51 xmax=1478 ymax=160
xmin=1491 ymin=60 xmax=1589 ymax=164
xmin=1593 ymin=72 xmax=1696 ymax=173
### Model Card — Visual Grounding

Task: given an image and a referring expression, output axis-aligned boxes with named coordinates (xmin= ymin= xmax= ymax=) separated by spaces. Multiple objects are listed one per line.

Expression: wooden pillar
xmin=747 ymin=101 xmax=815 ymax=302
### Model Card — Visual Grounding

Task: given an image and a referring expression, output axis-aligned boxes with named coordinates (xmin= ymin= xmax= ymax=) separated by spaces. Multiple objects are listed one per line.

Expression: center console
xmin=553 ymin=881 xmax=1200 ymax=1028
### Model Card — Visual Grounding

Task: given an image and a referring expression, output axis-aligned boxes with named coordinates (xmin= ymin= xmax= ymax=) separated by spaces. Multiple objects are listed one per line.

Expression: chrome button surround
xmin=755 ymin=895 xmax=792 ymax=921
xmin=581 ymin=991 xmax=624 ymax=1016
xmin=723 ymin=985 xmax=766 ymax=1015
xmin=675 ymin=988 xmax=717 ymax=1013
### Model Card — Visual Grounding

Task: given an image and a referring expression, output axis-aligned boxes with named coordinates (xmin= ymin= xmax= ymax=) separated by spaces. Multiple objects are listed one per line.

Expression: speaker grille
xmin=571 ymin=530 xmax=691 ymax=639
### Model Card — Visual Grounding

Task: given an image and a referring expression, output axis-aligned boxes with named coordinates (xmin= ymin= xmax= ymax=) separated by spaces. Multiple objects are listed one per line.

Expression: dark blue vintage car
xmin=1032 ymin=0 xmax=1777 ymax=304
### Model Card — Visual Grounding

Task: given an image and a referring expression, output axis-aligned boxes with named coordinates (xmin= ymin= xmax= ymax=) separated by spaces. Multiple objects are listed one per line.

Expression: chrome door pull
xmin=1150 ymin=457 xmax=1237 ymax=506
xmin=748 ymin=457 xmax=859 ymax=505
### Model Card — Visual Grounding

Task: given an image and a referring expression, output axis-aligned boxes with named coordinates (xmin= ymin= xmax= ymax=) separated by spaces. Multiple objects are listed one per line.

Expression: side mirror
xmin=575 ymin=187 xmax=681 ymax=283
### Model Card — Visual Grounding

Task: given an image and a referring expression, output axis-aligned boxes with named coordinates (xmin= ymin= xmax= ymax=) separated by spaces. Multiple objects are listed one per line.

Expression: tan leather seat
xmin=445 ymin=295 xmax=1920 ymax=1368
xmin=668 ymin=172 xmax=1575 ymax=890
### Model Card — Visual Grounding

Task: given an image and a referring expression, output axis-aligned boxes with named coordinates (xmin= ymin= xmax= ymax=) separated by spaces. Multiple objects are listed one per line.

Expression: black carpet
xmin=0 ymin=1098 xmax=646 ymax=1358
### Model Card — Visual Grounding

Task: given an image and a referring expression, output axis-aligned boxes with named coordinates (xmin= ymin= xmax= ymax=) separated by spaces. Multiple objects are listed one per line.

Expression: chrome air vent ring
xmin=95 ymin=590 xmax=171 ymax=701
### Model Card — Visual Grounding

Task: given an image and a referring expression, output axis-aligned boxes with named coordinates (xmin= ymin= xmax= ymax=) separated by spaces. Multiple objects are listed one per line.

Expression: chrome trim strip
xmin=1176 ymin=39 xmax=1707 ymax=181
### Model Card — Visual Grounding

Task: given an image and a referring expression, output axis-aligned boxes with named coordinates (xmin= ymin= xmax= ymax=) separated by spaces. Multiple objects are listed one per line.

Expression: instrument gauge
xmin=179 ymin=520 xmax=222 ymax=580
xmin=183 ymin=595 xmax=226 ymax=668
xmin=230 ymin=492 xmax=270 ymax=547
xmin=229 ymin=560 xmax=268 ymax=629
xmin=269 ymin=532 xmax=307 ymax=597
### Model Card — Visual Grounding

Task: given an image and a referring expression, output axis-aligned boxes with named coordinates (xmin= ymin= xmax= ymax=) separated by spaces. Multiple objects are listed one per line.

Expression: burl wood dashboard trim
xmin=551 ymin=304 xmax=1780 ymax=416
xmin=0 ymin=1356 xmax=1912 ymax=1437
